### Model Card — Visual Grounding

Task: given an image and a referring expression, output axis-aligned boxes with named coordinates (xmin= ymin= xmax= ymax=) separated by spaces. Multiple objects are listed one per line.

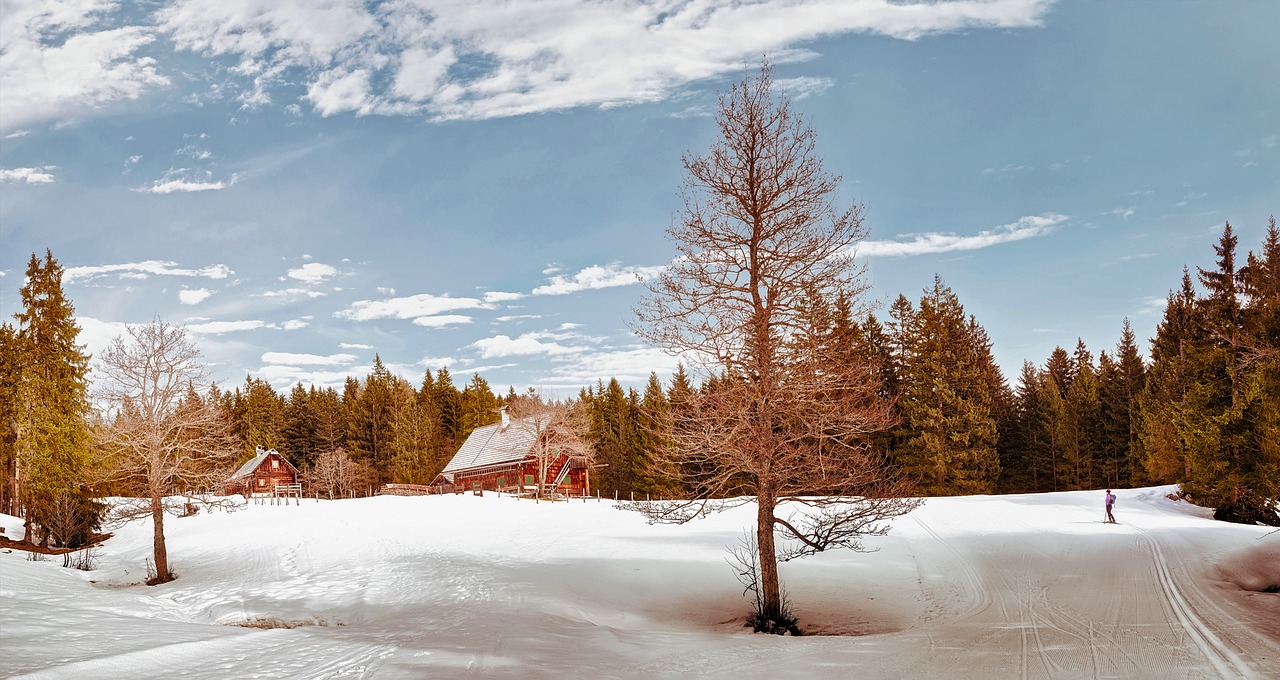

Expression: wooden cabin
xmin=434 ymin=412 xmax=590 ymax=496
xmin=224 ymin=447 xmax=299 ymax=496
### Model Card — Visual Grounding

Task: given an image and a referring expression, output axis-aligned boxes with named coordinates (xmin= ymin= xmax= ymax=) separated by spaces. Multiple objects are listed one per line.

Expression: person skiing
xmin=1104 ymin=489 xmax=1116 ymax=524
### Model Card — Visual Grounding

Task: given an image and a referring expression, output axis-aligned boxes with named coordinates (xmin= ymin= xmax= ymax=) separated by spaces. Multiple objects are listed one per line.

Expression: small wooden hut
xmin=224 ymin=447 xmax=299 ymax=496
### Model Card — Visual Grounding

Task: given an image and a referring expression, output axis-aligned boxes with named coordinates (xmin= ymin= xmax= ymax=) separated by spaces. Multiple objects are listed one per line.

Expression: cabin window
xmin=524 ymin=474 xmax=535 ymax=485
xmin=257 ymin=478 xmax=266 ymax=487
xmin=271 ymin=459 xmax=279 ymax=469
xmin=497 ymin=476 xmax=505 ymax=487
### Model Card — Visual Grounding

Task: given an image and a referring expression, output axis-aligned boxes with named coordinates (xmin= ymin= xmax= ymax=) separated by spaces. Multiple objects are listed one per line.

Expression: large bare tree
xmin=633 ymin=62 xmax=921 ymax=632
xmin=94 ymin=318 xmax=237 ymax=584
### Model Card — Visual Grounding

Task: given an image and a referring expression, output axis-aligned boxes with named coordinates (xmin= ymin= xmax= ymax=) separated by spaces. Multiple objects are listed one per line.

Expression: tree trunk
xmin=151 ymin=494 xmax=170 ymax=583
xmin=756 ymin=490 xmax=781 ymax=622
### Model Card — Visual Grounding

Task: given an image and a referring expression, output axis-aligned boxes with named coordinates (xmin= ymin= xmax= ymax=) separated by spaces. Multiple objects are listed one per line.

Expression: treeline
xmin=569 ymin=219 xmax=1280 ymax=523
xmin=3 ymin=219 xmax=1276 ymax=547
xmin=202 ymin=362 xmax=505 ymax=490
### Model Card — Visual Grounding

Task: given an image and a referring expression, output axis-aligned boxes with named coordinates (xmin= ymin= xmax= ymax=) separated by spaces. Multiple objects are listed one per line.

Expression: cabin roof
xmin=229 ymin=448 xmax=296 ymax=480
xmin=442 ymin=418 xmax=543 ymax=474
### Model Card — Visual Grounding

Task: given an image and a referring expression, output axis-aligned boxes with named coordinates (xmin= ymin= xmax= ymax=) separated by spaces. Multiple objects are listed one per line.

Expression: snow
xmin=2 ymin=486 xmax=1277 ymax=678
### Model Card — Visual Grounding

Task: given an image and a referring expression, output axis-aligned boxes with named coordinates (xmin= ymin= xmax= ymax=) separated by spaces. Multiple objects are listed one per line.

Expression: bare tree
xmin=304 ymin=445 xmax=368 ymax=499
xmin=632 ymin=62 xmax=921 ymax=633
xmin=505 ymin=391 xmax=592 ymax=498
xmin=94 ymin=318 xmax=238 ymax=584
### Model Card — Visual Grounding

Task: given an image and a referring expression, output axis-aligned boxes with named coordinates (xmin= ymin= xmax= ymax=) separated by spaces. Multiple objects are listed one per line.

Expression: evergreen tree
xmin=11 ymin=251 xmax=102 ymax=547
xmin=0 ymin=323 xmax=20 ymax=516
xmin=348 ymin=356 xmax=394 ymax=484
xmin=1063 ymin=340 xmax=1101 ymax=489
xmin=232 ymin=376 xmax=285 ymax=459
xmin=1098 ymin=319 xmax=1146 ymax=486
xmin=1140 ymin=268 xmax=1201 ymax=482
xmin=1001 ymin=361 xmax=1046 ymax=492
xmin=432 ymin=367 xmax=462 ymax=456
xmin=282 ymin=383 xmax=320 ymax=468
xmin=459 ymin=373 xmax=501 ymax=442
xmin=388 ymin=377 xmax=437 ymax=484
xmin=896 ymin=276 xmax=1000 ymax=495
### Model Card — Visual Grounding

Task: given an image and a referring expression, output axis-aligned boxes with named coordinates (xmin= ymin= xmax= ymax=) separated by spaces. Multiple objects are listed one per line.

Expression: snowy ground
xmin=1 ymin=486 xmax=1277 ymax=679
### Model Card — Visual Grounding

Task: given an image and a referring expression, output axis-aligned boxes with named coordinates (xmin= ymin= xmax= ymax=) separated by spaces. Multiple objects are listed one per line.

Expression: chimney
xmin=500 ymin=406 xmax=510 ymax=429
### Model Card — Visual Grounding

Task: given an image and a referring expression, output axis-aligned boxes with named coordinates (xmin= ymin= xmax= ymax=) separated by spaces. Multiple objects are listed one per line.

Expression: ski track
xmin=1131 ymin=524 xmax=1259 ymax=679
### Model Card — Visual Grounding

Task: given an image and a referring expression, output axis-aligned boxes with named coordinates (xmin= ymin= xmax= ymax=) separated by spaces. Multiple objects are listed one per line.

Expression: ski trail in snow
xmin=911 ymin=513 xmax=990 ymax=621
xmin=1131 ymin=525 xmax=1259 ymax=679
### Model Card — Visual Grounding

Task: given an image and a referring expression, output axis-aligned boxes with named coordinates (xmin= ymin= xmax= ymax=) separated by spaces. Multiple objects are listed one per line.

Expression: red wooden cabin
xmin=435 ymin=413 xmax=590 ymax=496
xmin=224 ymin=447 xmax=299 ymax=496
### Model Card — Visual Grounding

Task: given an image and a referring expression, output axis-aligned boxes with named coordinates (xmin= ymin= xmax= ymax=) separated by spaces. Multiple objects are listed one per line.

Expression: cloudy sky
xmin=2 ymin=0 xmax=1277 ymax=395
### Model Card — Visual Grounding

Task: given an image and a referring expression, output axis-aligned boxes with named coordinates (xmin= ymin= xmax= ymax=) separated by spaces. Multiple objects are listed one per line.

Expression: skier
xmin=1104 ymin=489 xmax=1116 ymax=524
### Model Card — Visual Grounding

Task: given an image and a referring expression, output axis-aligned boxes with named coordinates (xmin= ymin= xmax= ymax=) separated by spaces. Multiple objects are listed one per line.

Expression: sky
xmin=1 ymin=0 xmax=1277 ymax=396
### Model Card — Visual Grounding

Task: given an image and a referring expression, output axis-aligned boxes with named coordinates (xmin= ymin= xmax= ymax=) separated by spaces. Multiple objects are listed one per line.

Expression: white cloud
xmin=185 ymin=320 xmax=267 ymax=334
xmin=419 ymin=356 xmax=458 ymax=370
xmin=260 ymin=288 xmax=327 ymax=299
xmin=336 ymin=293 xmax=492 ymax=322
xmin=539 ymin=346 xmax=683 ymax=386
xmin=77 ymin=316 xmax=131 ymax=359
xmin=496 ymin=314 xmax=542 ymax=322
xmin=776 ymin=76 xmax=834 ymax=100
xmin=286 ymin=262 xmax=338 ymax=284
xmin=1104 ymin=207 xmax=1135 ymax=220
xmin=483 ymin=291 xmax=525 ymax=303
xmin=413 ymin=315 xmax=474 ymax=328
xmin=157 ymin=0 xmax=1051 ymax=122
xmin=858 ymin=213 xmax=1066 ymax=257
xmin=981 ymin=163 xmax=1031 ymax=177
xmin=64 ymin=260 xmax=233 ymax=283
xmin=134 ymin=168 xmax=240 ymax=194
xmin=261 ymin=351 xmax=357 ymax=366
xmin=0 ymin=1 xmax=169 ymax=134
xmin=4 ymin=130 xmax=32 ymax=139
xmin=178 ymin=288 xmax=213 ymax=305
xmin=254 ymin=364 xmax=352 ymax=389
xmin=533 ymin=263 xmax=664 ymax=296
xmin=0 ymin=166 xmax=57 ymax=184
xmin=340 ymin=342 xmax=372 ymax=350
xmin=471 ymin=332 xmax=586 ymax=359
xmin=282 ymin=318 xmax=310 ymax=330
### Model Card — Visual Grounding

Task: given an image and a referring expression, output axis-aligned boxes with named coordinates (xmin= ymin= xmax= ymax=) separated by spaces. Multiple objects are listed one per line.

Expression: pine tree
xmin=0 ymin=323 xmax=20 ymax=516
xmin=897 ymin=276 xmax=1001 ymax=495
xmin=348 ymin=356 xmax=394 ymax=484
xmin=282 ymin=383 xmax=320 ymax=469
xmin=1140 ymin=268 xmax=1201 ymax=482
xmin=12 ymin=251 xmax=102 ymax=547
xmin=459 ymin=373 xmax=501 ymax=442
xmin=1063 ymin=340 xmax=1101 ymax=489
xmin=1098 ymin=319 xmax=1146 ymax=486
xmin=432 ymin=367 xmax=461 ymax=456
xmin=1002 ymin=361 xmax=1044 ymax=492
xmin=232 ymin=376 xmax=285 ymax=459
xmin=388 ymin=377 xmax=437 ymax=484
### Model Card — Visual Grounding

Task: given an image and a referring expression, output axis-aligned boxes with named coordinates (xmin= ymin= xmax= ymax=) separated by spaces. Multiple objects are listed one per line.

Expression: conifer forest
xmin=3 ymin=217 xmax=1276 ymax=552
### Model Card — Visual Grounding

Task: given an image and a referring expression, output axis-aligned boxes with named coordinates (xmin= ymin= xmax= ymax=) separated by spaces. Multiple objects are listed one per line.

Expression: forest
xmin=2 ymin=217 xmax=1278 ymax=555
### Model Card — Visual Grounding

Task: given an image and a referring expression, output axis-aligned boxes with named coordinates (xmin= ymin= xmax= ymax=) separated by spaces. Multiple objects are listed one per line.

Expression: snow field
xmin=1 ymin=486 xmax=1277 ymax=678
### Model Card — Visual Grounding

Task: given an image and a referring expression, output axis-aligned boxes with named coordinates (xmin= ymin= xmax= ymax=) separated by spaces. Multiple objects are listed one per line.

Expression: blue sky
xmin=2 ymin=0 xmax=1277 ymax=396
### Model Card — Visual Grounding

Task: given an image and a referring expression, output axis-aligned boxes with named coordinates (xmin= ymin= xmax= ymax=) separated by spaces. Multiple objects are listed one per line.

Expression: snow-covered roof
xmin=441 ymin=419 xmax=541 ymax=474
xmin=229 ymin=448 xmax=295 ymax=480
